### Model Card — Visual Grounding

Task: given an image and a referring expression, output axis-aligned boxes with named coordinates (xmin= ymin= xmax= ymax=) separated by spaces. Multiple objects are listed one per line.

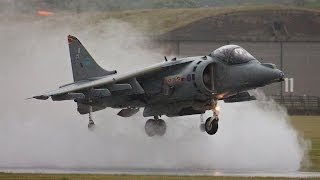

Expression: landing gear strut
xmin=145 ymin=116 xmax=166 ymax=137
xmin=88 ymin=105 xmax=95 ymax=130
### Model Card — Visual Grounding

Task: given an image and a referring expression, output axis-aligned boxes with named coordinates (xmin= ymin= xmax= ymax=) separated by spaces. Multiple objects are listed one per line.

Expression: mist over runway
xmin=0 ymin=13 xmax=310 ymax=172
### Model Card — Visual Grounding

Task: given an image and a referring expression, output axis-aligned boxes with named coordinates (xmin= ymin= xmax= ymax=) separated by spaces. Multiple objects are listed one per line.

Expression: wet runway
xmin=2 ymin=168 xmax=320 ymax=178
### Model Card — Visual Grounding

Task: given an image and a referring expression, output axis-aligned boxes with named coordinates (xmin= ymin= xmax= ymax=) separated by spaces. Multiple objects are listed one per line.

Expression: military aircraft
xmin=30 ymin=35 xmax=284 ymax=136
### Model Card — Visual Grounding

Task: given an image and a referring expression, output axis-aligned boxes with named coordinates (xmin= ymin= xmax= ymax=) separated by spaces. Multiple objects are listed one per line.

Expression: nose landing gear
xmin=204 ymin=116 xmax=219 ymax=135
xmin=200 ymin=101 xmax=219 ymax=135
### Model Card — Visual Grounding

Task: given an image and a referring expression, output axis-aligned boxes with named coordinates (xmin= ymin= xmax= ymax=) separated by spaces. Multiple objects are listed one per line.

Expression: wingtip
xmin=26 ymin=95 xmax=50 ymax=100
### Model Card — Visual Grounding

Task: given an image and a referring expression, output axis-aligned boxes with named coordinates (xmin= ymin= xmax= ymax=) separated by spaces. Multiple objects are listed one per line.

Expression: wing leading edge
xmin=31 ymin=59 xmax=193 ymax=100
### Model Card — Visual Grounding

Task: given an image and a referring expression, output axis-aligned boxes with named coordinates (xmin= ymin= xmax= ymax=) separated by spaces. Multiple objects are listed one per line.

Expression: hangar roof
xmin=49 ymin=6 xmax=318 ymax=38
xmin=159 ymin=7 xmax=320 ymax=42
xmin=9 ymin=5 xmax=320 ymax=42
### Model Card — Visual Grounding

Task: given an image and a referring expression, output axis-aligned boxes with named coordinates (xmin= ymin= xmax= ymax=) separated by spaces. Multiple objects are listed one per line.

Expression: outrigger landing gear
xmin=88 ymin=105 xmax=95 ymax=130
xmin=145 ymin=116 xmax=167 ymax=137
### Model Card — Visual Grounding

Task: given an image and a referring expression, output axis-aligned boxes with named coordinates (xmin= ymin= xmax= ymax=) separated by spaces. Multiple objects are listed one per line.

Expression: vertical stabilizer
xmin=68 ymin=35 xmax=116 ymax=82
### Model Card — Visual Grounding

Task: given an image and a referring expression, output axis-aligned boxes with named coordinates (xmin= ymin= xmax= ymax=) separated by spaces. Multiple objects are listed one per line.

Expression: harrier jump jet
xmin=31 ymin=35 xmax=284 ymax=136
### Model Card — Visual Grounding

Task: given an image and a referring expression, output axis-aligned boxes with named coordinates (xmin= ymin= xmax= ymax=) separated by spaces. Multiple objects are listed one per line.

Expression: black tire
xmin=205 ymin=117 xmax=218 ymax=135
xmin=145 ymin=119 xmax=156 ymax=137
xmin=154 ymin=119 xmax=166 ymax=136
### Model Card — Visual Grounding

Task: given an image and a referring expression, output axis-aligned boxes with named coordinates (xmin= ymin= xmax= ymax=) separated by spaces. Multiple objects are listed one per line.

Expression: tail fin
xmin=68 ymin=35 xmax=116 ymax=82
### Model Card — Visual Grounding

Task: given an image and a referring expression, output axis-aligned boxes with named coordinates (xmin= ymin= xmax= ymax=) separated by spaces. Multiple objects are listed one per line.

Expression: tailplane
xmin=68 ymin=35 xmax=116 ymax=82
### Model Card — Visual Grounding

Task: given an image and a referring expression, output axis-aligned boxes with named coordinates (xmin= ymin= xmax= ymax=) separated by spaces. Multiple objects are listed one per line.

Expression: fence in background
xmin=272 ymin=95 xmax=320 ymax=115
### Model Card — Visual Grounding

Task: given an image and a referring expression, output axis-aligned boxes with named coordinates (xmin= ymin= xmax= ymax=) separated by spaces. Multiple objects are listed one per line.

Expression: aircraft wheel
xmin=154 ymin=119 xmax=166 ymax=136
xmin=145 ymin=119 xmax=156 ymax=137
xmin=205 ymin=117 xmax=218 ymax=135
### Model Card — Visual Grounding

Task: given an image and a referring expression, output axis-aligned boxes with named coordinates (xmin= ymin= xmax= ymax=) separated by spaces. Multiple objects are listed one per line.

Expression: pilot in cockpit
xmin=211 ymin=45 xmax=257 ymax=65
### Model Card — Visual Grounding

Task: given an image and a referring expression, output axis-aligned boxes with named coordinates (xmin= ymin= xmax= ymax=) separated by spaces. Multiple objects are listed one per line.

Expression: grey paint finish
xmin=176 ymin=41 xmax=320 ymax=96
xmin=231 ymin=42 xmax=282 ymax=96
xmin=68 ymin=35 xmax=116 ymax=81
xmin=178 ymin=41 xmax=282 ymax=96
xmin=32 ymin=36 xmax=283 ymax=118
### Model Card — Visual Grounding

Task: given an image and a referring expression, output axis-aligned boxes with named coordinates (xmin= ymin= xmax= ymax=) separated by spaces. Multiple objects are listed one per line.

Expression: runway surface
xmin=1 ymin=168 xmax=320 ymax=178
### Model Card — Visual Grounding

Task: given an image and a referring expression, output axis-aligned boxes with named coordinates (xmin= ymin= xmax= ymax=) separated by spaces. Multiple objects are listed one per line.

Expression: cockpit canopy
xmin=211 ymin=45 xmax=255 ymax=65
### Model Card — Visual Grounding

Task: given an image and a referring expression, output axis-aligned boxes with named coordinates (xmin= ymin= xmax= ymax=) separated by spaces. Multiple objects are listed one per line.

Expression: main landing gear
xmin=144 ymin=116 xmax=167 ymax=137
xmin=200 ymin=101 xmax=219 ymax=135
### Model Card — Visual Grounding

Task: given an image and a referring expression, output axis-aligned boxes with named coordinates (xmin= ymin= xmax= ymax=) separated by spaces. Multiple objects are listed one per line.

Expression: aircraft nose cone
xmin=270 ymin=69 xmax=285 ymax=83
xmin=279 ymin=71 xmax=285 ymax=81
xmin=255 ymin=65 xmax=285 ymax=85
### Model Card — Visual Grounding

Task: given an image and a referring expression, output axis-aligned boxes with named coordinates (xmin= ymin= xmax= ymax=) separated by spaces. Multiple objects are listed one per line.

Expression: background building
xmin=160 ymin=8 xmax=320 ymax=98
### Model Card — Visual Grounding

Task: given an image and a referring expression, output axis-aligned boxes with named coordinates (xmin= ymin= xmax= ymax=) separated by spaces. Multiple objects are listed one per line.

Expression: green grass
xmin=0 ymin=173 xmax=315 ymax=180
xmin=291 ymin=116 xmax=320 ymax=171
xmin=305 ymin=2 xmax=320 ymax=9
xmin=291 ymin=116 xmax=320 ymax=138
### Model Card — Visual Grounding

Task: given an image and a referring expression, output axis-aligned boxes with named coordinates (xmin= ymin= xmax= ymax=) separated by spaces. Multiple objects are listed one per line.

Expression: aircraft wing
xmin=31 ymin=59 xmax=192 ymax=100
